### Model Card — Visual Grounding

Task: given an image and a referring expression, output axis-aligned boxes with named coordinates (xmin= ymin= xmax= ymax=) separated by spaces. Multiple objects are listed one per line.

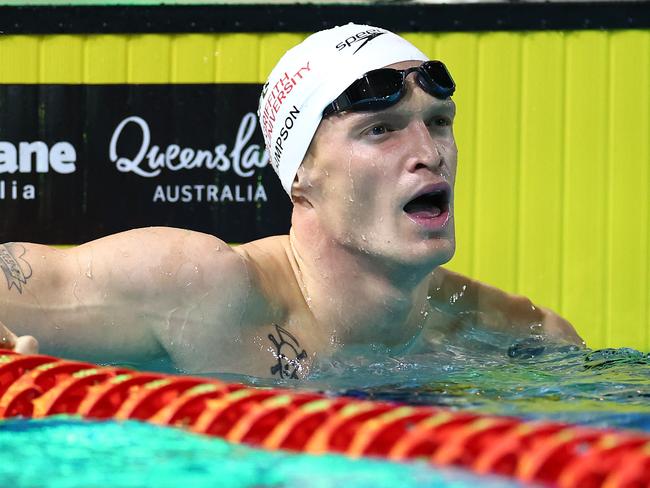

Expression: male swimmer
xmin=0 ymin=24 xmax=583 ymax=379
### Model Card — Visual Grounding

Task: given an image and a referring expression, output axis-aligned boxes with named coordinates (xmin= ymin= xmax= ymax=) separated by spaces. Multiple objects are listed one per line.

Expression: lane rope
xmin=1 ymin=352 xmax=648 ymax=488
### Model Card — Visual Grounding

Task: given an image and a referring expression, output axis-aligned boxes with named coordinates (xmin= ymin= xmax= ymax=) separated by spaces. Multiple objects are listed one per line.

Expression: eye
xmin=364 ymin=124 xmax=391 ymax=137
xmin=427 ymin=116 xmax=451 ymax=128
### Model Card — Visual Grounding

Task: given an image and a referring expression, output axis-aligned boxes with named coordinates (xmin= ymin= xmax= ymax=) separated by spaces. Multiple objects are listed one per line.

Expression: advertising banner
xmin=0 ymin=84 xmax=291 ymax=244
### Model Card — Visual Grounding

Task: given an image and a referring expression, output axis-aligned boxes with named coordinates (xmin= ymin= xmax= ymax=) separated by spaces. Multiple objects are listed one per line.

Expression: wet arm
xmin=430 ymin=267 xmax=584 ymax=346
xmin=0 ymin=228 xmax=256 ymax=365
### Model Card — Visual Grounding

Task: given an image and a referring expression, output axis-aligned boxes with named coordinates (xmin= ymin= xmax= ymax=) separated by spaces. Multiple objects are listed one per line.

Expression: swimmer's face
xmin=295 ymin=60 xmax=457 ymax=268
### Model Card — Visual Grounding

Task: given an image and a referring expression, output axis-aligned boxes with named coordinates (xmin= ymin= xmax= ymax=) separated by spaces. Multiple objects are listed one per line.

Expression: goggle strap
xmin=324 ymin=92 xmax=352 ymax=116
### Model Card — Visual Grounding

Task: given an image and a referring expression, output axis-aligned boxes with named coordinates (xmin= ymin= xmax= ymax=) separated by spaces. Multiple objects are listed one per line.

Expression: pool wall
xmin=0 ymin=2 xmax=648 ymax=350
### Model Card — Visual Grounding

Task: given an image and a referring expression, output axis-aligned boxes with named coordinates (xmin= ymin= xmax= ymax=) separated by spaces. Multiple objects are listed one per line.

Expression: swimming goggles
xmin=323 ymin=60 xmax=455 ymax=116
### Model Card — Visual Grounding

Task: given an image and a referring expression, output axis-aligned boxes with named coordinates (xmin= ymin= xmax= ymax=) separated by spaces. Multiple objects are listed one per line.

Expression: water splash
xmin=85 ymin=260 xmax=93 ymax=279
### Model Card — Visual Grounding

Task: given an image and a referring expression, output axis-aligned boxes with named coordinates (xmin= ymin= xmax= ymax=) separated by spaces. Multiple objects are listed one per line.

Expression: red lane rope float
xmin=1 ymin=353 xmax=649 ymax=488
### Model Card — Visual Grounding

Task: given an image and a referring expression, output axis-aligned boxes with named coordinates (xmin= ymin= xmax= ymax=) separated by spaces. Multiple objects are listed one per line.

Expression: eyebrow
xmin=345 ymin=98 xmax=456 ymax=126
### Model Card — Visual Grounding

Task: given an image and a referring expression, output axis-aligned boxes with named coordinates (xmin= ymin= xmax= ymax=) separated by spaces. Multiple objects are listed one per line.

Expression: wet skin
xmin=0 ymin=62 xmax=584 ymax=378
xmin=293 ymin=62 xmax=458 ymax=272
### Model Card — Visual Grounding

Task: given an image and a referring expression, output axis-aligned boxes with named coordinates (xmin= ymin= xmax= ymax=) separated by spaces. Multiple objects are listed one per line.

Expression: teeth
xmin=431 ymin=206 xmax=442 ymax=217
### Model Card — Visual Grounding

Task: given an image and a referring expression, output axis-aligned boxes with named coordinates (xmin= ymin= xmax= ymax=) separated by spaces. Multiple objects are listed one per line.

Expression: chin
xmin=340 ymin=217 xmax=456 ymax=268
xmin=414 ymin=238 xmax=455 ymax=268
xmin=412 ymin=220 xmax=456 ymax=266
xmin=435 ymin=241 xmax=456 ymax=266
xmin=377 ymin=233 xmax=456 ymax=273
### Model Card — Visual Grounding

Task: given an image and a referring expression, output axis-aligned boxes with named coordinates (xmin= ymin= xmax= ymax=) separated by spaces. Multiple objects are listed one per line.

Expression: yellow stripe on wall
xmin=0 ymin=30 xmax=648 ymax=350
xmin=518 ymin=32 xmax=564 ymax=313
xmin=562 ymin=32 xmax=610 ymax=349
xmin=606 ymin=31 xmax=649 ymax=349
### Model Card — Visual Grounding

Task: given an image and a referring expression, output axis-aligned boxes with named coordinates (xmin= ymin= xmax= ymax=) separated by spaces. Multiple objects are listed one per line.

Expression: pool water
xmin=226 ymin=344 xmax=650 ymax=431
xmin=0 ymin=418 xmax=520 ymax=488
xmin=306 ymin=345 xmax=650 ymax=431
xmin=1 ymin=345 xmax=649 ymax=487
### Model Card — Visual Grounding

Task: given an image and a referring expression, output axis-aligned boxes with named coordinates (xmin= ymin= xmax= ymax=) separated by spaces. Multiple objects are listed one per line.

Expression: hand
xmin=0 ymin=320 xmax=39 ymax=354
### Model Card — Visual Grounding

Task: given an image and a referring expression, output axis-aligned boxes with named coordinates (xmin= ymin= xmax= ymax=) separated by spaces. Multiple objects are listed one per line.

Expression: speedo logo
xmin=336 ymin=29 xmax=385 ymax=54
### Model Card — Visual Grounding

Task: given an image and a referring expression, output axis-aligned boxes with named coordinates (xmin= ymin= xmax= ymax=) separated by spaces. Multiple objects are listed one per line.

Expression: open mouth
xmin=403 ymin=185 xmax=450 ymax=220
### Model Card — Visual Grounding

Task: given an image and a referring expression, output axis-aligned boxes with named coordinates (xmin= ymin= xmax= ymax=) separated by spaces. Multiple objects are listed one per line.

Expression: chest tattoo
xmin=268 ymin=324 xmax=308 ymax=379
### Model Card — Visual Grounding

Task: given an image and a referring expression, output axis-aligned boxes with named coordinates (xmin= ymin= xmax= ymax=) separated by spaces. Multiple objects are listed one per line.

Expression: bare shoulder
xmin=76 ymin=226 xmax=233 ymax=261
xmin=74 ymin=226 xmax=245 ymax=287
xmin=67 ymin=226 xmax=259 ymax=327
xmin=427 ymin=266 xmax=479 ymax=312
xmin=235 ymin=234 xmax=291 ymax=255
xmin=77 ymin=227 xmax=288 ymax=371
xmin=234 ymin=235 xmax=294 ymax=280
xmin=233 ymin=235 xmax=298 ymax=314
xmin=425 ymin=266 xmax=584 ymax=347
xmin=0 ymin=227 xmax=264 ymax=364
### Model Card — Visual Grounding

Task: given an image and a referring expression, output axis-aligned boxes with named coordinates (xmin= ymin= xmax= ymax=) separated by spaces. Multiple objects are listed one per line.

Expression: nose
xmin=404 ymin=120 xmax=444 ymax=173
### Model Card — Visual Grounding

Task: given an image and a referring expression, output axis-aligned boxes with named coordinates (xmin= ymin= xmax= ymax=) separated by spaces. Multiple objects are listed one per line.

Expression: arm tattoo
xmin=0 ymin=244 xmax=33 ymax=294
xmin=268 ymin=324 xmax=308 ymax=379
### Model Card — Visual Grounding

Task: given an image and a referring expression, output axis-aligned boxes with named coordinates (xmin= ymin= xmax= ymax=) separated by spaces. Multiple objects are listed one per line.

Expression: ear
xmin=290 ymin=164 xmax=313 ymax=207
xmin=290 ymin=121 xmax=327 ymax=206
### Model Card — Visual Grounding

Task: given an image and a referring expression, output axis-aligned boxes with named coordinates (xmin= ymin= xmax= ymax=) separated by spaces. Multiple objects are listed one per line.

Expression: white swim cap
xmin=258 ymin=23 xmax=428 ymax=195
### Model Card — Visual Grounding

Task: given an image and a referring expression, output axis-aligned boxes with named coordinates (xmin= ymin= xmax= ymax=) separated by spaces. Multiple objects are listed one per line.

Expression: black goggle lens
xmin=419 ymin=61 xmax=455 ymax=97
xmin=324 ymin=61 xmax=455 ymax=116
xmin=349 ymin=70 xmax=402 ymax=99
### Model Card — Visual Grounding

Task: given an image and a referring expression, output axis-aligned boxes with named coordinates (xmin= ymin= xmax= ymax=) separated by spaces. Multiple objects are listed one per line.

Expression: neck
xmin=287 ymin=223 xmax=435 ymax=352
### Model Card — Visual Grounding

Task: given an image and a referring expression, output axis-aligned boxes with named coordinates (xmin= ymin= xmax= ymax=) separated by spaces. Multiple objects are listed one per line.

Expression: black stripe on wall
xmin=0 ymin=2 xmax=649 ymax=35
